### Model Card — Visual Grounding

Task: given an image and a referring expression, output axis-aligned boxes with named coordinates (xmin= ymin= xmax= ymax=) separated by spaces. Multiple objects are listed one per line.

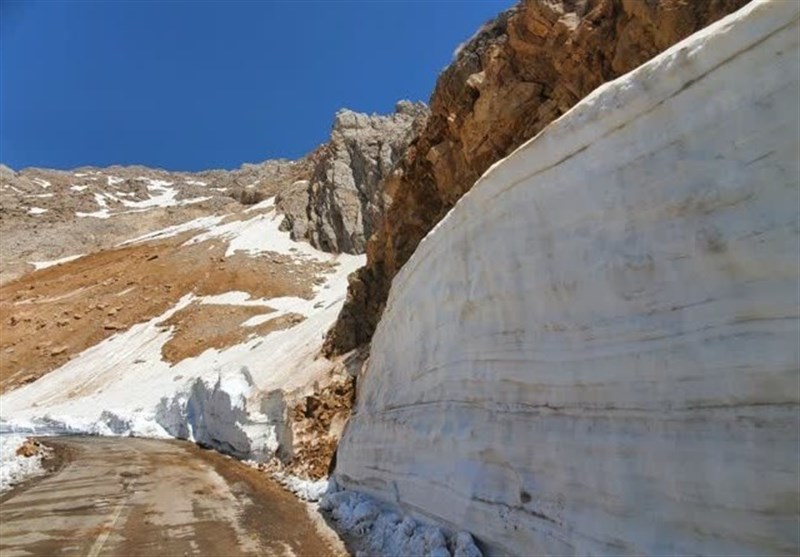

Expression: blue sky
xmin=1 ymin=1 xmax=511 ymax=171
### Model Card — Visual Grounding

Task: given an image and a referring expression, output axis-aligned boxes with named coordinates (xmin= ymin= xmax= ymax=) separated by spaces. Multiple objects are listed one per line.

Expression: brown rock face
xmin=324 ymin=0 xmax=749 ymax=355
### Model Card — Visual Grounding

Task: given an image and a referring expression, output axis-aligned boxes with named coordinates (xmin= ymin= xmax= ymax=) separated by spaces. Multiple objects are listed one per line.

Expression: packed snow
xmin=0 ymin=435 xmax=49 ymax=493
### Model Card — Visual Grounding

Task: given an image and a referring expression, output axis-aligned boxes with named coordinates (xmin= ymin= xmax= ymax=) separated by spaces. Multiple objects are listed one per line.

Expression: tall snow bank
xmin=334 ymin=2 xmax=800 ymax=555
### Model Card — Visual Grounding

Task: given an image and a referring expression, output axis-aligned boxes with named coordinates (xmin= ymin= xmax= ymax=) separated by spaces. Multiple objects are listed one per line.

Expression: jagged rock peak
xmin=277 ymin=101 xmax=429 ymax=254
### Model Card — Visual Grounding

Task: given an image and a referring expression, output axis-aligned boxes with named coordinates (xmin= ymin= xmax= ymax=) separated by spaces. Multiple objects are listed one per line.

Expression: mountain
xmin=2 ymin=1 xmax=797 ymax=556
xmin=0 ymin=102 xmax=424 ymax=480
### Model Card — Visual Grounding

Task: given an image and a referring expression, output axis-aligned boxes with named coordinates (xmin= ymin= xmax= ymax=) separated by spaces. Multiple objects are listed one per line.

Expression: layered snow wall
xmin=334 ymin=2 xmax=800 ymax=555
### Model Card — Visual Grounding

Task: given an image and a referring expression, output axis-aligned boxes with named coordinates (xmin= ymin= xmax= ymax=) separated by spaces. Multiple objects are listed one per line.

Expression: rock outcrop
xmin=277 ymin=101 xmax=428 ymax=254
xmin=333 ymin=2 xmax=800 ymax=555
xmin=325 ymin=0 xmax=750 ymax=355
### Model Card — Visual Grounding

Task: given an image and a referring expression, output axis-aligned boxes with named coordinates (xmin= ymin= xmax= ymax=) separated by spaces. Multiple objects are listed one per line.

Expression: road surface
xmin=0 ymin=436 xmax=344 ymax=556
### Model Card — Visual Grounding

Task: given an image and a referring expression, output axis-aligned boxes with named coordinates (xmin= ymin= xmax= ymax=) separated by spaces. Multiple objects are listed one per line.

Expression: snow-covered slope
xmin=333 ymin=2 xmax=800 ymax=555
xmin=1 ymin=201 xmax=364 ymax=461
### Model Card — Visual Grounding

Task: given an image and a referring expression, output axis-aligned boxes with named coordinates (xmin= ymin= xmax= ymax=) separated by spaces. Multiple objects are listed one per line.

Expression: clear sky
xmin=1 ymin=0 xmax=511 ymax=172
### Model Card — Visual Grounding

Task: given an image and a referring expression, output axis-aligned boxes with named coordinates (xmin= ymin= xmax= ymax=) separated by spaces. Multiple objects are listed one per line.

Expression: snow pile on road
xmin=0 ymin=435 xmax=49 ymax=493
xmin=320 ymin=487 xmax=482 ymax=557
xmin=271 ymin=472 xmax=329 ymax=502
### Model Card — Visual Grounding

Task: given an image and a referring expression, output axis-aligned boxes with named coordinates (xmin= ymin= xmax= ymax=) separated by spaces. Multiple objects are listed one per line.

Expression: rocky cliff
xmin=332 ymin=2 xmax=800 ymax=554
xmin=277 ymin=101 xmax=428 ymax=254
xmin=325 ymin=0 xmax=749 ymax=355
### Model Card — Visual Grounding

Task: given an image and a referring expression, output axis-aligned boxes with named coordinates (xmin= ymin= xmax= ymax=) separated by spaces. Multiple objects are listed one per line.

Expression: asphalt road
xmin=0 ymin=436 xmax=344 ymax=557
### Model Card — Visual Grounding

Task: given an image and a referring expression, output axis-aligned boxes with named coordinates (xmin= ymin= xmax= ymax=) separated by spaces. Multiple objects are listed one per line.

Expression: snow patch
xmin=274 ymin=473 xmax=329 ymax=502
xmin=30 ymin=254 xmax=85 ymax=270
xmin=0 ymin=435 xmax=49 ymax=493
xmin=185 ymin=208 xmax=328 ymax=261
xmin=119 ymin=215 xmax=226 ymax=246
xmin=27 ymin=207 xmax=47 ymax=215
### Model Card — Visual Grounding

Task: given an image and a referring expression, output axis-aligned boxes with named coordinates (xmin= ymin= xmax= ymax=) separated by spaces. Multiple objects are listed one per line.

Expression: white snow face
xmin=334 ymin=3 xmax=800 ymax=556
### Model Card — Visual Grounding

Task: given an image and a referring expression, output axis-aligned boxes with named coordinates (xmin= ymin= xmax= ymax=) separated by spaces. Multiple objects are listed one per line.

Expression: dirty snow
xmin=320 ymin=487 xmax=482 ymax=557
xmin=274 ymin=473 xmax=329 ymax=502
xmin=0 ymin=435 xmax=49 ymax=493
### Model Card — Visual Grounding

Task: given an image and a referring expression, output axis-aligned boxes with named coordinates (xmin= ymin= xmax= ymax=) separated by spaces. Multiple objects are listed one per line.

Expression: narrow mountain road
xmin=0 ymin=437 xmax=344 ymax=557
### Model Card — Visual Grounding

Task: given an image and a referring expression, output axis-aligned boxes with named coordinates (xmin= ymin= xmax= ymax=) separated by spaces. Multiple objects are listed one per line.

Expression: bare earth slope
xmin=325 ymin=0 xmax=749 ymax=355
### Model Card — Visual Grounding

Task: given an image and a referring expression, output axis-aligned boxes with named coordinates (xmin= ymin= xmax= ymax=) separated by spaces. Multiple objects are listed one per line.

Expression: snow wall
xmin=333 ymin=2 xmax=800 ymax=555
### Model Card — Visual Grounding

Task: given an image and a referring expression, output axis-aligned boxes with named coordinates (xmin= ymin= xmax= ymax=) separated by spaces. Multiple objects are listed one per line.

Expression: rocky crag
xmin=325 ymin=0 xmax=749 ymax=355
xmin=277 ymin=101 xmax=429 ymax=254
